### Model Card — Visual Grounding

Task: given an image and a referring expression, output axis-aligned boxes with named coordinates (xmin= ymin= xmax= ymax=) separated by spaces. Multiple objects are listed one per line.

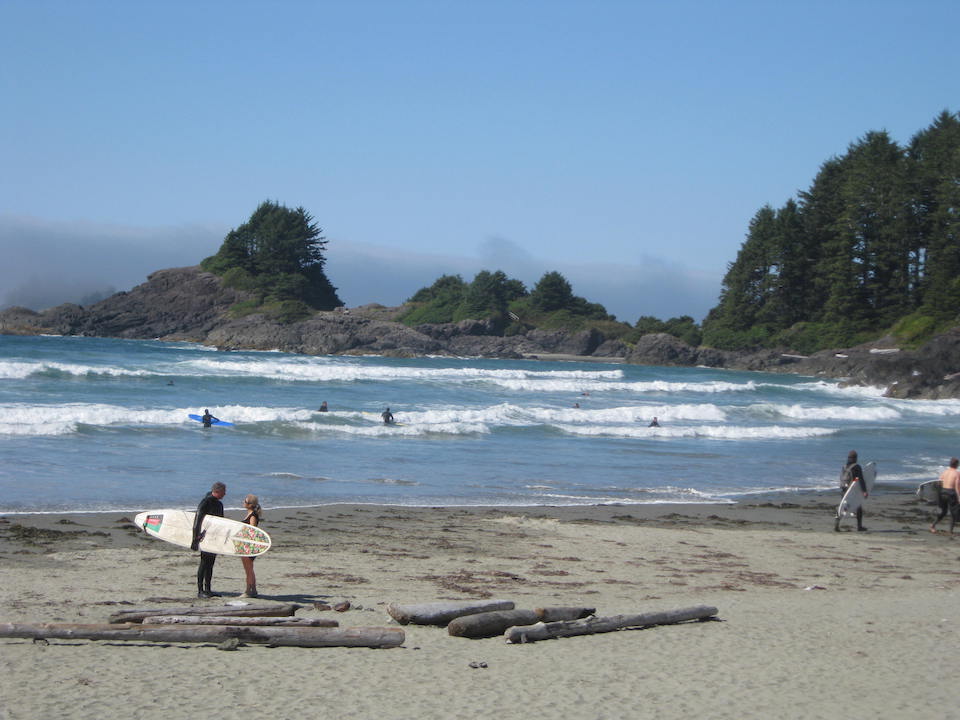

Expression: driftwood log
xmin=109 ymin=603 xmax=301 ymax=624
xmin=386 ymin=599 xmax=514 ymax=626
xmin=535 ymin=607 xmax=596 ymax=622
xmin=0 ymin=622 xmax=404 ymax=648
xmin=505 ymin=605 xmax=719 ymax=643
xmin=447 ymin=609 xmax=540 ymax=638
xmin=142 ymin=615 xmax=338 ymax=627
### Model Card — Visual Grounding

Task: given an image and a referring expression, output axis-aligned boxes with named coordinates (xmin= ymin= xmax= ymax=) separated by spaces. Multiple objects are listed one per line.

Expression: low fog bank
xmin=1 ymin=216 xmax=719 ymax=323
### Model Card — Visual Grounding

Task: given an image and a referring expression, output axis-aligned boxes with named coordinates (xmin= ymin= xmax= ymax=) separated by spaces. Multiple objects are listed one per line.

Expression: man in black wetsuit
xmin=201 ymin=409 xmax=218 ymax=428
xmin=381 ymin=407 xmax=394 ymax=425
xmin=836 ymin=450 xmax=867 ymax=532
xmin=192 ymin=481 xmax=226 ymax=598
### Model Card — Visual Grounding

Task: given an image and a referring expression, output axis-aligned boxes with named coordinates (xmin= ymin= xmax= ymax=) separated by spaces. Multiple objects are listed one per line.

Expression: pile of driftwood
xmin=0 ymin=602 xmax=404 ymax=649
xmin=386 ymin=599 xmax=718 ymax=642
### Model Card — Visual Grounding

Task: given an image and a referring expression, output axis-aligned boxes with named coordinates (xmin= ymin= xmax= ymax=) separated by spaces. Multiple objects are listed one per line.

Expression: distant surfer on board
xmin=838 ymin=450 xmax=867 ymax=532
xmin=381 ymin=407 xmax=395 ymax=425
xmin=192 ymin=482 xmax=226 ymax=598
xmin=201 ymin=409 xmax=219 ymax=428
xmin=931 ymin=457 xmax=960 ymax=534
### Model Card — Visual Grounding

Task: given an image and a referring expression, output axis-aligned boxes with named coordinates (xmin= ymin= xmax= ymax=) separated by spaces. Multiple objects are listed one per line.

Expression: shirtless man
xmin=931 ymin=457 xmax=960 ymax=534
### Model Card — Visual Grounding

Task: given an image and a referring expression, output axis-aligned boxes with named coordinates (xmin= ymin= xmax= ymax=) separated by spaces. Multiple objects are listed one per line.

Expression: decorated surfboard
xmin=135 ymin=509 xmax=270 ymax=557
xmin=188 ymin=413 xmax=234 ymax=427
xmin=916 ymin=479 xmax=941 ymax=504
xmin=836 ymin=461 xmax=877 ymax=528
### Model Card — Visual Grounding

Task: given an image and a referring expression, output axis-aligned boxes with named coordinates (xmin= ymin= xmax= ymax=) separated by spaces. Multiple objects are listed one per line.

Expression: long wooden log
xmin=447 ymin=609 xmax=539 ymax=638
xmin=505 ymin=605 xmax=719 ymax=643
xmin=109 ymin=603 xmax=301 ymax=624
xmin=535 ymin=606 xmax=596 ymax=622
xmin=386 ymin=599 xmax=514 ymax=626
xmin=142 ymin=615 xmax=338 ymax=627
xmin=0 ymin=622 xmax=403 ymax=648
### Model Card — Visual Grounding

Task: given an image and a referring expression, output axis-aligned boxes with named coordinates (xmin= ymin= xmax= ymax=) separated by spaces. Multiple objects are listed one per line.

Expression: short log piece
xmin=447 ymin=609 xmax=540 ymax=638
xmin=141 ymin=615 xmax=338 ymax=627
xmin=109 ymin=603 xmax=301 ymax=624
xmin=505 ymin=605 xmax=719 ymax=644
xmin=386 ymin=599 xmax=514 ymax=626
xmin=0 ymin=622 xmax=403 ymax=648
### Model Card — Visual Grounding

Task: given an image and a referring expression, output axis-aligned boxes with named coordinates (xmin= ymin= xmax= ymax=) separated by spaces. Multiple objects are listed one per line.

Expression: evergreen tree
xmin=530 ymin=271 xmax=575 ymax=312
xmin=912 ymin=111 xmax=960 ymax=320
xmin=202 ymin=200 xmax=341 ymax=310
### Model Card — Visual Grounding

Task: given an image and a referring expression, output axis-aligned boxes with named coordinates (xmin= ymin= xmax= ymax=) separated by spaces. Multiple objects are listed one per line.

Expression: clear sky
xmin=1 ymin=0 xmax=957 ymax=322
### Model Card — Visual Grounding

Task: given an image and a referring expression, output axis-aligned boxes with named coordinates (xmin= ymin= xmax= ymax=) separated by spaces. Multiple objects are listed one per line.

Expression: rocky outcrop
xmin=3 ymin=264 xmax=959 ymax=398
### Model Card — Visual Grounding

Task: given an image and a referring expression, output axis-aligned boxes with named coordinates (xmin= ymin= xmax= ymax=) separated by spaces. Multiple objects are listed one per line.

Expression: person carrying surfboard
xmin=201 ymin=409 xmax=219 ymax=428
xmin=931 ymin=457 xmax=960 ymax=534
xmin=839 ymin=450 xmax=867 ymax=532
xmin=381 ymin=407 xmax=395 ymax=425
xmin=192 ymin=482 xmax=226 ymax=598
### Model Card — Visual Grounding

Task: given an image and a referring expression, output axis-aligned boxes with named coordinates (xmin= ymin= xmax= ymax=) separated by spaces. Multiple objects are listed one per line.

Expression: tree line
xmin=701 ymin=109 xmax=960 ymax=352
xmin=202 ymin=109 xmax=958 ymax=350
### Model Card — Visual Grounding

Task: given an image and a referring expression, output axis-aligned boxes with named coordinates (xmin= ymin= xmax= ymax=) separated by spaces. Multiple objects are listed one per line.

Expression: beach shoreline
xmin=2 ymin=491 xmax=958 ymax=719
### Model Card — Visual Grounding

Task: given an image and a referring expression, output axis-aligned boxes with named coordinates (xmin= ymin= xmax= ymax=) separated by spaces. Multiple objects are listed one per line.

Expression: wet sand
xmin=1 ymin=490 xmax=958 ymax=719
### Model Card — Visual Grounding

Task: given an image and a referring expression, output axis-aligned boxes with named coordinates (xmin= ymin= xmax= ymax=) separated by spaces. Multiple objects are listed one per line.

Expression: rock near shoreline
xmin=2 ymin=266 xmax=957 ymax=399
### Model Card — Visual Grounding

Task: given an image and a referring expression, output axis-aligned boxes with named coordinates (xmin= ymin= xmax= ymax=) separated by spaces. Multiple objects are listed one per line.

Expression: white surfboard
xmin=135 ymin=509 xmax=271 ymax=557
xmin=836 ymin=461 xmax=877 ymax=527
xmin=916 ymin=479 xmax=941 ymax=504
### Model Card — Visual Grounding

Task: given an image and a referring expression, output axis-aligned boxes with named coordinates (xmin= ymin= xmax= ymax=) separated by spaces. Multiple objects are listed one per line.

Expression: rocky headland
xmin=3 ymin=266 xmax=959 ymax=399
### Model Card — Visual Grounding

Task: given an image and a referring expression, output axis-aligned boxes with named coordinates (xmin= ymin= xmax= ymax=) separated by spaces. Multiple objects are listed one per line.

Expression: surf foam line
xmin=556 ymin=424 xmax=836 ymax=440
xmin=0 ymin=403 xmax=319 ymax=436
xmin=183 ymin=357 xmax=625 ymax=383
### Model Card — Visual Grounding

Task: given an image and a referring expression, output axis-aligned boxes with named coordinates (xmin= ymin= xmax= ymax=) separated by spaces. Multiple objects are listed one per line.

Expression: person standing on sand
xmin=837 ymin=450 xmax=867 ymax=532
xmin=240 ymin=494 xmax=263 ymax=597
xmin=931 ymin=457 xmax=960 ymax=534
xmin=192 ymin=481 xmax=226 ymax=598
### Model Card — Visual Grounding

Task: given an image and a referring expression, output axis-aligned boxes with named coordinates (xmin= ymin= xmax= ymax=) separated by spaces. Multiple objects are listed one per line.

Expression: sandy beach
xmin=1 ymin=490 xmax=958 ymax=720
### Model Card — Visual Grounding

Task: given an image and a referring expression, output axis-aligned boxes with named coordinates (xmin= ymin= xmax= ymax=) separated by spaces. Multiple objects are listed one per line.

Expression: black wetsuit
xmin=193 ymin=492 xmax=224 ymax=595
xmin=839 ymin=462 xmax=866 ymax=530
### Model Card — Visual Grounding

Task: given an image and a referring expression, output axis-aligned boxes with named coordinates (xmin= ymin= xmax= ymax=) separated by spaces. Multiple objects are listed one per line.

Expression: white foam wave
xmin=395 ymin=402 xmax=726 ymax=426
xmin=0 ymin=403 xmax=317 ymax=436
xmin=294 ymin=420 xmax=489 ymax=437
xmin=486 ymin=378 xmax=761 ymax=394
xmin=751 ymin=403 xmax=901 ymax=421
xmin=0 ymin=360 xmax=156 ymax=379
xmin=184 ymin=356 xmax=624 ymax=384
xmin=556 ymin=424 xmax=836 ymax=440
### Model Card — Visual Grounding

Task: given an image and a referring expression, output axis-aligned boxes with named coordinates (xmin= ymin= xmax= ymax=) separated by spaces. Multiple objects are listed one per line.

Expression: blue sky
xmin=1 ymin=0 xmax=957 ymax=321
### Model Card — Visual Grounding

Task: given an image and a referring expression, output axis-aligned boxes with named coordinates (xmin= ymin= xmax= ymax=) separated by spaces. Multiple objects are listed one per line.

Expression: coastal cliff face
xmin=2 ymin=266 xmax=957 ymax=398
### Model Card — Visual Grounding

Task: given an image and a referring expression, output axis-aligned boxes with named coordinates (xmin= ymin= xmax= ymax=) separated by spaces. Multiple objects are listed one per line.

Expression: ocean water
xmin=1 ymin=334 xmax=955 ymax=514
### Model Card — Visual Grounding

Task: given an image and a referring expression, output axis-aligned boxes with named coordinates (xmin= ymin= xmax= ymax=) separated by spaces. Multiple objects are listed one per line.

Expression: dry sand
xmin=1 ymin=490 xmax=959 ymax=720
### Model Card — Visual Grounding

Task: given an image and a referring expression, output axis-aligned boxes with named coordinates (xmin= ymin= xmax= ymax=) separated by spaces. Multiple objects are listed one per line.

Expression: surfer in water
xmin=381 ymin=407 xmax=395 ymax=425
xmin=838 ymin=450 xmax=867 ymax=532
xmin=648 ymin=417 xmax=660 ymax=427
xmin=931 ymin=457 xmax=960 ymax=534
xmin=240 ymin=494 xmax=263 ymax=598
xmin=200 ymin=409 xmax=219 ymax=428
xmin=318 ymin=401 xmax=328 ymax=412
xmin=192 ymin=482 xmax=226 ymax=598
